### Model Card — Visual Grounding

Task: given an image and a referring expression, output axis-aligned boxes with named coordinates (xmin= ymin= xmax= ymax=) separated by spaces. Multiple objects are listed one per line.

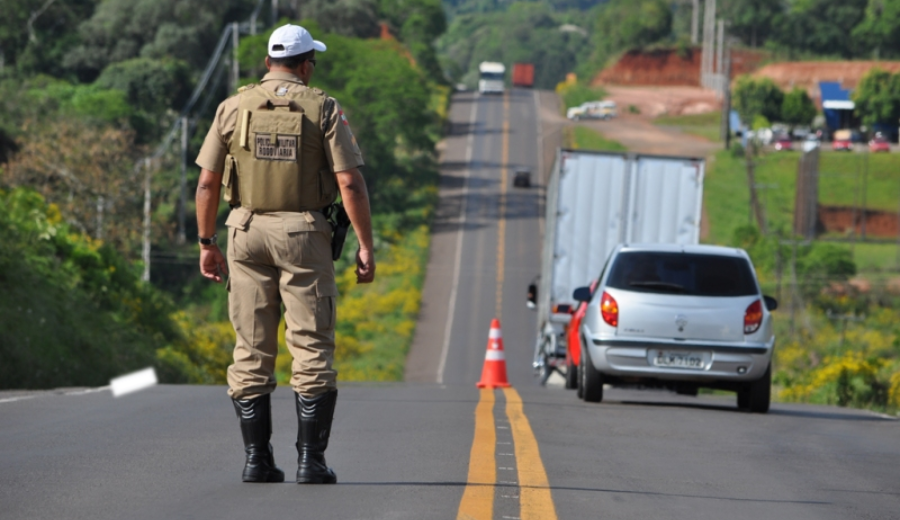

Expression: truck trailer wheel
xmin=580 ymin=345 xmax=604 ymax=403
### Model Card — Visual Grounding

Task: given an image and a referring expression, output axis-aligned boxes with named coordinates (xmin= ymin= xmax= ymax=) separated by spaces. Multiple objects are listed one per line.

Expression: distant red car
xmin=832 ymin=138 xmax=853 ymax=152
xmin=565 ymin=279 xmax=598 ymax=392
xmin=773 ymin=135 xmax=792 ymax=151
xmin=869 ymin=136 xmax=891 ymax=153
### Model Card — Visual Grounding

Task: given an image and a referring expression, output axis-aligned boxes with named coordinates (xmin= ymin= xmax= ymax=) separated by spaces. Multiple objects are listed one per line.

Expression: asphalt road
xmin=2 ymin=91 xmax=899 ymax=520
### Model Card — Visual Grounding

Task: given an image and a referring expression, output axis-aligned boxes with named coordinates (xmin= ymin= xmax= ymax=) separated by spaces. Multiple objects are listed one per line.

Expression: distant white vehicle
xmin=566 ymin=100 xmax=617 ymax=121
xmin=478 ymin=62 xmax=505 ymax=94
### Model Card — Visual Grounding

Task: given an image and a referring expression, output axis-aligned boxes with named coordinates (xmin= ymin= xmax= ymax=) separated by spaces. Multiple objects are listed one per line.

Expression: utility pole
xmin=716 ymin=19 xmax=725 ymax=94
xmin=231 ymin=22 xmax=240 ymax=94
xmin=177 ymin=116 xmax=189 ymax=245
xmin=96 ymin=195 xmax=104 ymax=240
xmin=745 ymin=142 xmax=767 ymax=233
xmin=896 ymin=177 xmax=900 ymax=270
xmin=719 ymin=28 xmax=731 ymax=147
xmin=701 ymin=0 xmax=716 ymax=89
xmin=691 ymin=0 xmax=700 ymax=45
xmin=271 ymin=0 xmax=279 ymax=25
xmin=142 ymin=157 xmax=152 ymax=283
xmin=861 ymin=150 xmax=869 ymax=240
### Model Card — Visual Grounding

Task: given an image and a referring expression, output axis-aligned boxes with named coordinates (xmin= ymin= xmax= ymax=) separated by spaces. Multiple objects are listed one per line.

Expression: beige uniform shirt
xmin=196 ymin=71 xmax=364 ymax=175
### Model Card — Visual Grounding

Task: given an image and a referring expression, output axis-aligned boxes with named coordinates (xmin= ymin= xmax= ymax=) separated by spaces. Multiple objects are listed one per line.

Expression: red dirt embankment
xmin=753 ymin=61 xmax=900 ymax=92
xmin=592 ymin=48 xmax=766 ymax=87
xmin=818 ymin=205 xmax=900 ymax=238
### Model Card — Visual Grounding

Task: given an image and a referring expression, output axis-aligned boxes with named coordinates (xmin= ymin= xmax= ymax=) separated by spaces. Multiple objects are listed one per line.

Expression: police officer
xmin=194 ymin=24 xmax=375 ymax=484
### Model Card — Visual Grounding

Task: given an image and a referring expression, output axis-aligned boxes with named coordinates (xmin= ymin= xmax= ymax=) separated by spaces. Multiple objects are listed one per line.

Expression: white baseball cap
xmin=268 ymin=24 xmax=326 ymax=58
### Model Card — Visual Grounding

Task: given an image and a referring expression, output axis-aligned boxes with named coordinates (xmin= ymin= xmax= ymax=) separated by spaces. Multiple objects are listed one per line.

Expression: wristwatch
xmin=198 ymin=233 xmax=218 ymax=246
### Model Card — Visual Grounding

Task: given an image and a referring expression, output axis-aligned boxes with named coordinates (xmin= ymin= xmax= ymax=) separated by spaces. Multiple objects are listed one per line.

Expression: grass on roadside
xmin=564 ymin=125 xmax=627 ymax=152
xmin=654 ymin=111 xmax=722 ymax=143
xmin=703 ymin=149 xmax=900 ymax=250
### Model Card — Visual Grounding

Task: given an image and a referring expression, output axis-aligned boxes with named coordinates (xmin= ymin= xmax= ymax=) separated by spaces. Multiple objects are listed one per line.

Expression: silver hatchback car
xmin=574 ymin=244 xmax=777 ymax=413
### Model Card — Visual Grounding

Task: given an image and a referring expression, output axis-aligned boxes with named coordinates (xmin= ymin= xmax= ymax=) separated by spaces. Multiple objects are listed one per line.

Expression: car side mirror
xmin=526 ymin=283 xmax=537 ymax=310
xmin=572 ymin=286 xmax=592 ymax=303
xmin=763 ymin=295 xmax=778 ymax=311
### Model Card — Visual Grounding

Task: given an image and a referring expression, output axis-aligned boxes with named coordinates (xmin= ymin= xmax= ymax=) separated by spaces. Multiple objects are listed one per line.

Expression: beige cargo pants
xmin=224 ymin=206 xmax=338 ymax=400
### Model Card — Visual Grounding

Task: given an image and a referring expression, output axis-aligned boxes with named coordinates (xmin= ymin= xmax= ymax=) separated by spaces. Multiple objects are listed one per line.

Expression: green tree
xmin=95 ymin=57 xmax=192 ymax=140
xmin=853 ymin=0 xmax=900 ymax=59
xmin=852 ymin=68 xmax=900 ymax=128
xmin=782 ymin=87 xmax=817 ymax=128
xmin=437 ymin=3 xmax=590 ymax=88
xmin=719 ymin=0 xmax=782 ymax=48
xmin=297 ymin=0 xmax=382 ymax=38
xmin=63 ymin=0 xmax=251 ymax=81
xmin=593 ymin=0 xmax=672 ymax=61
xmin=733 ymin=75 xmax=784 ymax=126
xmin=0 ymin=0 xmax=96 ymax=77
xmin=772 ymin=0 xmax=868 ymax=58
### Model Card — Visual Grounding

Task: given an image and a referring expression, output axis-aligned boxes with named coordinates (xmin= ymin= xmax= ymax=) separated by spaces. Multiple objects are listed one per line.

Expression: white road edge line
xmin=437 ymin=95 xmax=478 ymax=384
xmin=0 ymin=396 xmax=36 ymax=404
xmin=65 ymin=386 xmax=111 ymax=396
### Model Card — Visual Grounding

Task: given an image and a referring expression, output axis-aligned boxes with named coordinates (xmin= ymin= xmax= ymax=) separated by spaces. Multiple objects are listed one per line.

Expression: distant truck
xmin=478 ymin=62 xmax=505 ymax=94
xmin=512 ymin=63 xmax=535 ymax=88
xmin=528 ymin=149 xmax=705 ymax=383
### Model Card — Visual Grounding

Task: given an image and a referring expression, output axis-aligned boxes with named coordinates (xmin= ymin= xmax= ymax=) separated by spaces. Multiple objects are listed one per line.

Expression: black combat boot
xmin=295 ymin=389 xmax=338 ymax=484
xmin=232 ymin=393 xmax=285 ymax=483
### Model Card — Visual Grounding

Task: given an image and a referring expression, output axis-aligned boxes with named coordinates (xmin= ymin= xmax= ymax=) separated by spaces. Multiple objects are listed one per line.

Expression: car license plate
xmin=648 ymin=350 xmax=709 ymax=370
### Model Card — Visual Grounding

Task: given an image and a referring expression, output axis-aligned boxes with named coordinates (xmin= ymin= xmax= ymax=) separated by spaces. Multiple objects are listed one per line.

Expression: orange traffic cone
xmin=476 ymin=318 xmax=511 ymax=389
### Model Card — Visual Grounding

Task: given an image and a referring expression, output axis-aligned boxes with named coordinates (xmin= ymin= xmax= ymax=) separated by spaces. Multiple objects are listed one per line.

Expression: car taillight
xmin=744 ymin=300 xmax=763 ymax=334
xmin=600 ymin=291 xmax=618 ymax=327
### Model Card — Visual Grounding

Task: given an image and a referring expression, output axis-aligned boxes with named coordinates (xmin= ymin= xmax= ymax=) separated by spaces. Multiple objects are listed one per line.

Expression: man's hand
xmin=200 ymin=245 xmax=228 ymax=283
xmin=356 ymin=248 xmax=375 ymax=284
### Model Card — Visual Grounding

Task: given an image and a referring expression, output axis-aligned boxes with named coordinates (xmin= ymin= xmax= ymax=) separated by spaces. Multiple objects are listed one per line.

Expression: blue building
xmin=819 ymin=81 xmax=859 ymax=135
xmin=819 ymin=80 xmax=899 ymax=141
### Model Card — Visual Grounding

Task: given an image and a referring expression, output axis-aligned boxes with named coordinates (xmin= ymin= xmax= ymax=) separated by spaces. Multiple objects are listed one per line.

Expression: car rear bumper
xmin=587 ymin=337 xmax=773 ymax=382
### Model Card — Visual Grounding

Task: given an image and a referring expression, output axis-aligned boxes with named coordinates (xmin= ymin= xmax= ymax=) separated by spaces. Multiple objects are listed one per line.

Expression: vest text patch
xmin=255 ymin=134 xmax=298 ymax=161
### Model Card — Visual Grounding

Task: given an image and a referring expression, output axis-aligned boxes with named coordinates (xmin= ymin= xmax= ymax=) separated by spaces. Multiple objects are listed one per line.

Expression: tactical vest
xmin=223 ymin=83 xmax=338 ymax=213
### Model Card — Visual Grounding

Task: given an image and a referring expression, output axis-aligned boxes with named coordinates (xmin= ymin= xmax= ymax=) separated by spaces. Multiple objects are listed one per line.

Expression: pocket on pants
xmin=315 ymin=282 xmax=338 ymax=331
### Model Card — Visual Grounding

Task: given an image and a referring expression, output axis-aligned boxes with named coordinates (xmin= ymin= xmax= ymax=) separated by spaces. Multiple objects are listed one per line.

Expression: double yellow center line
xmin=459 ymin=92 xmax=556 ymax=520
xmin=457 ymin=388 xmax=558 ymax=520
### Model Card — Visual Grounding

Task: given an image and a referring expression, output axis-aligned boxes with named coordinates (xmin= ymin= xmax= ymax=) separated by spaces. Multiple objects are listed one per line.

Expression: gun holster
xmin=324 ymin=203 xmax=351 ymax=262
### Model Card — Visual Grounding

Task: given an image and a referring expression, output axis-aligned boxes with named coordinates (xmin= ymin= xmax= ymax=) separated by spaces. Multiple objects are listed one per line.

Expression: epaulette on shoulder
xmin=238 ymin=83 xmax=258 ymax=93
xmin=311 ymin=87 xmax=327 ymax=98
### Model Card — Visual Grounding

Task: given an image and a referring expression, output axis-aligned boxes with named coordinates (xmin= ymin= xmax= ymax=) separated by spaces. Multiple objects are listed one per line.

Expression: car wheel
xmin=748 ymin=364 xmax=771 ymax=413
xmin=580 ymin=345 xmax=604 ymax=403
xmin=565 ymin=355 xmax=578 ymax=390
xmin=737 ymin=364 xmax=771 ymax=413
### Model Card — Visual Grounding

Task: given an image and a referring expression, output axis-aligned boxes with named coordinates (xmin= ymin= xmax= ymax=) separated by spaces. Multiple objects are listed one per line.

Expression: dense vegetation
xmin=437 ymin=0 xmax=900 ymax=98
xmin=0 ymin=1 xmax=447 ymax=388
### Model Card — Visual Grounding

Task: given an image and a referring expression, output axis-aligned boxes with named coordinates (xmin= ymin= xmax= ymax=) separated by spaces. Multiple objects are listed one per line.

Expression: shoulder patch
xmin=238 ymin=84 xmax=258 ymax=93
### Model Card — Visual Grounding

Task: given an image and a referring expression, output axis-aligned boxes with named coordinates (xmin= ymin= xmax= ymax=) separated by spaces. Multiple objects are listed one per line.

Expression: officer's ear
xmin=264 ymin=56 xmax=272 ymax=71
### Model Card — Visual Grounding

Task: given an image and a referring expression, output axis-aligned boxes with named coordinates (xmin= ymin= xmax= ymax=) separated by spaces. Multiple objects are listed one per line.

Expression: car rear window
xmin=606 ymin=252 xmax=758 ymax=297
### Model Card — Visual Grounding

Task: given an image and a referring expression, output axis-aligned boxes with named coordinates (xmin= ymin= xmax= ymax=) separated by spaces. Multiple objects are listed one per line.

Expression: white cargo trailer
xmin=530 ymin=149 xmax=705 ymax=383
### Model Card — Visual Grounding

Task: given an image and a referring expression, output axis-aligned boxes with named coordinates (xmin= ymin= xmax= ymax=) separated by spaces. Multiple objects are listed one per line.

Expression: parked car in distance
xmin=869 ymin=136 xmax=891 ymax=153
xmin=832 ymin=129 xmax=854 ymax=152
xmin=573 ymin=244 xmax=777 ymax=413
xmin=832 ymin=138 xmax=853 ymax=151
xmin=566 ymin=100 xmax=617 ymax=121
xmin=773 ymin=134 xmax=792 ymax=151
